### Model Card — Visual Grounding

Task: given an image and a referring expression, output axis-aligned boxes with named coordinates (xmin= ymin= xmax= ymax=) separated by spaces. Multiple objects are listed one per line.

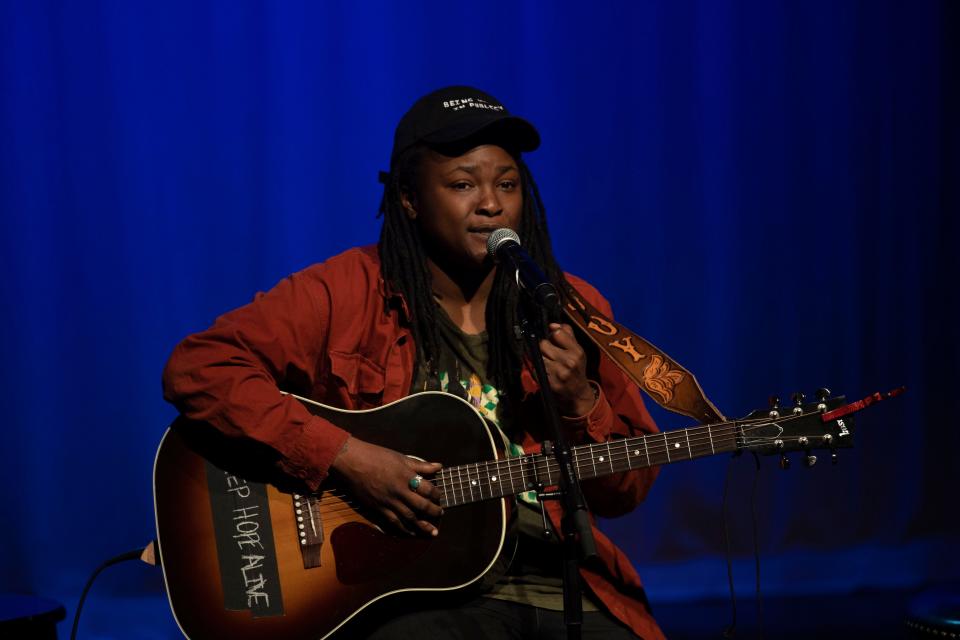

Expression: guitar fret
xmin=448 ymin=469 xmax=456 ymax=506
xmin=456 ymin=469 xmax=463 ymax=505
xmin=468 ymin=464 xmax=476 ymax=501
xmin=446 ymin=468 xmax=454 ymax=506
xmin=543 ymin=457 xmax=554 ymax=486
xmin=448 ymin=468 xmax=458 ymax=507
xmin=438 ymin=470 xmax=447 ymax=507
xmin=467 ymin=465 xmax=476 ymax=502
xmin=474 ymin=463 xmax=482 ymax=500
xmin=457 ymin=466 xmax=468 ymax=504
xmin=378 ymin=425 xmax=745 ymax=510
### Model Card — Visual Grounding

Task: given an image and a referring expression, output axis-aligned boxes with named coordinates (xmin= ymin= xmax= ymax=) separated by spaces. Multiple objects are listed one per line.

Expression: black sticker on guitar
xmin=204 ymin=461 xmax=284 ymax=618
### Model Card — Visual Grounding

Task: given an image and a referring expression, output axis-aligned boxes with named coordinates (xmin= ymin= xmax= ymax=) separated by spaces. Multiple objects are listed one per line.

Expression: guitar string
xmin=426 ymin=433 xmax=742 ymax=505
xmin=425 ymin=416 xmax=786 ymax=499
xmin=307 ymin=419 xmax=804 ymax=514
xmin=310 ymin=427 xmax=812 ymax=516
xmin=319 ymin=436 xmax=740 ymax=524
xmin=310 ymin=433 xmax=811 ymax=518
xmin=309 ymin=423 xmax=798 ymax=515
xmin=309 ymin=431 xmax=738 ymax=518
xmin=314 ymin=413 xmax=805 ymax=510
xmin=420 ymin=427 xmax=741 ymax=504
xmin=304 ymin=426 xmax=745 ymax=517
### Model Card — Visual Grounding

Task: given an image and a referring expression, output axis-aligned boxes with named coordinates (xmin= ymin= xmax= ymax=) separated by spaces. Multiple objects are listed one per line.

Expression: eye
xmin=449 ymin=181 xmax=473 ymax=191
xmin=499 ymin=180 xmax=518 ymax=191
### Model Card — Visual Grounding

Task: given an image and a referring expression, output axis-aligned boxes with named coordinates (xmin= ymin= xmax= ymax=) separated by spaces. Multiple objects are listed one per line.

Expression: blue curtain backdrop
xmin=1 ymin=0 xmax=957 ymax=636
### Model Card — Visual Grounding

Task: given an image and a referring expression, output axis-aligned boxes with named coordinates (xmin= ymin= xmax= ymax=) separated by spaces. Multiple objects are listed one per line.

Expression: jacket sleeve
xmin=162 ymin=266 xmax=349 ymax=491
xmin=561 ymin=281 xmax=661 ymax=518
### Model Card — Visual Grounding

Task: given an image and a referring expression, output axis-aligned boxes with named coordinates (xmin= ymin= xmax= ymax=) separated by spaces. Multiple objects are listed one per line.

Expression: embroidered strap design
xmin=562 ymin=283 xmax=726 ymax=424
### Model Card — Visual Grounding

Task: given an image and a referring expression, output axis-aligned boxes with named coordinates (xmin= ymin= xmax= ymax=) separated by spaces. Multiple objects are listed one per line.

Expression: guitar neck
xmin=435 ymin=420 xmax=742 ymax=508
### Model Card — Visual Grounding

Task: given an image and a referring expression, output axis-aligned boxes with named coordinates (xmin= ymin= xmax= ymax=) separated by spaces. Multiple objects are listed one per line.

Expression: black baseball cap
xmin=389 ymin=86 xmax=540 ymax=168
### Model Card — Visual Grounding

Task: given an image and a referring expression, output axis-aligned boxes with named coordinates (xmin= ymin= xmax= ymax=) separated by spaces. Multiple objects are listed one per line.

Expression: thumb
xmin=410 ymin=459 xmax=443 ymax=474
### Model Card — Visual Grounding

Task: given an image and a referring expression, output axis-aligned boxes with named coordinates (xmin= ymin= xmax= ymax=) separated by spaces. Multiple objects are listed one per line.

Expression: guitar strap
xmin=562 ymin=283 xmax=726 ymax=424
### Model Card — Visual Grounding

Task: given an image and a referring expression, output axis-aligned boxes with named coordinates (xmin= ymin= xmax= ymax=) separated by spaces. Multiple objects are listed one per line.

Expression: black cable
xmin=70 ymin=546 xmax=147 ymax=640
xmin=749 ymin=452 xmax=763 ymax=640
xmin=721 ymin=453 xmax=738 ymax=638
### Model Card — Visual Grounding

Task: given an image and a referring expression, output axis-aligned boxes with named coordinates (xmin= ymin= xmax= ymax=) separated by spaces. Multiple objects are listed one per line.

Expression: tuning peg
xmin=779 ymin=454 xmax=790 ymax=470
xmin=816 ymin=388 xmax=831 ymax=411
xmin=831 ymin=451 xmax=838 ymax=465
xmin=768 ymin=395 xmax=781 ymax=418
xmin=791 ymin=391 xmax=805 ymax=414
xmin=804 ymin=454 xmax=817 ymax=468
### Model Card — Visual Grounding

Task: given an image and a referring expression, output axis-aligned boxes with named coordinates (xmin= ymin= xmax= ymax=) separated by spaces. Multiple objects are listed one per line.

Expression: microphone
xmin=486 ymin=228 xmax=562 ymax=318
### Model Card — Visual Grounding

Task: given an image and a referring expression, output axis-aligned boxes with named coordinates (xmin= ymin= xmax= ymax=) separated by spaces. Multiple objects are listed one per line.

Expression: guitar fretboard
xmin=433 ymin=420 xmax=743 ymax=508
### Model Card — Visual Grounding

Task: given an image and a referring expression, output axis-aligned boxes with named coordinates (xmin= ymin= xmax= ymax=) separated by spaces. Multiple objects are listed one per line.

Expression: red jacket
xmin=163 ymin=246 xmax=666 ymax=640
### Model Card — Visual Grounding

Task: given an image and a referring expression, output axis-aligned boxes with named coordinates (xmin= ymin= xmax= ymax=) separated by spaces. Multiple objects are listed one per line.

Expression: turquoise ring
xmin=408 ymin=474 xmax=423 ymax=491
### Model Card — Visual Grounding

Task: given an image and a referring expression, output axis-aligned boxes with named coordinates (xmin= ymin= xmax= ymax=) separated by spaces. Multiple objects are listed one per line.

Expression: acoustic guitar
xmin=154 ymin=389 xmax=870 ymax=639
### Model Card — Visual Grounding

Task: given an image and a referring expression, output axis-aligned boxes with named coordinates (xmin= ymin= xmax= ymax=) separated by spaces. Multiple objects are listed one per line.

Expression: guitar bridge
xmin=293 ymin=492 xmax=324 ymax=569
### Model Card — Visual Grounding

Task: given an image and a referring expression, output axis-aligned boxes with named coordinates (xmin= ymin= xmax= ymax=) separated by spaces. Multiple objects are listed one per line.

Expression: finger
xmin=413 ymin=460 xmax=443 ymax=476
xmin=538 ymin=337 xmax=566 ymax=362
xmin=396 ymin=502 xmax=438 ymax=537
xmin=421 ymin=479 xmax=444 ymax=504
xmin=539 ymin=341 xmax=579 ymax=374
xmin=382 ymin=509 xmax=415 ymax=536
xmin=409 ymin=459 xmax=443 ymax=474
xmin=392 ymin=502 xmax=424 ymax=533
xmin=541 ymin=337 xmax=582 ymax=365
xmin=411 ymin=491 xmax=444 ymax=518
xmin=546 ymin=323 xmax=579 ymax=349
xmin=415 ymin=519 xmax=439 ymax=537
xmin=410 ymin=476 xmax=443 ymax=504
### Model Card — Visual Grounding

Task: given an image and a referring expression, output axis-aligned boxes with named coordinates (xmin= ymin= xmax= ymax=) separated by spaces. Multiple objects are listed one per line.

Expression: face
xmin=401 ymin=144 xmax=523 ymax=274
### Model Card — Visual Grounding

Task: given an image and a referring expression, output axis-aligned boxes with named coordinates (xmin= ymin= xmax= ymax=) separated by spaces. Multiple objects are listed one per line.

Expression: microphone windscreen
xmin=486 ymin=228 xmax=521 ymax=260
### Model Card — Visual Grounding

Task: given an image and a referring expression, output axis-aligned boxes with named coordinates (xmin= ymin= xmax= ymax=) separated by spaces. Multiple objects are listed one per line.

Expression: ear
xmin=400 ymin=188 xmax=418 ymax=220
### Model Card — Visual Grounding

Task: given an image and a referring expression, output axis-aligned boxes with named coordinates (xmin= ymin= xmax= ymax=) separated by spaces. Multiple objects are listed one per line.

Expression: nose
xmin=476 ymin=184 xmax=503 ymax=217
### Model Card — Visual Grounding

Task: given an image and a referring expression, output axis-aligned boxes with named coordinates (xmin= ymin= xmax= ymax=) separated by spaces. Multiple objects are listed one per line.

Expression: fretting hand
xmin=330 ymin=437 xmax=443 ymax=537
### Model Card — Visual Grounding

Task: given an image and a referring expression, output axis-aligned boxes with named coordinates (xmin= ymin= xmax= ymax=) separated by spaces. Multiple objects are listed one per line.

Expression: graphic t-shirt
xmin=411 ymin=306 xmax=599 ymax=612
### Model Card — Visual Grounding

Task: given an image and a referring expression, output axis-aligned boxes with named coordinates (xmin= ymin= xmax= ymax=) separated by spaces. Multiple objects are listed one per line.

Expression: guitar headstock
xmin=739 ymin=388 xmax=853 ymax=467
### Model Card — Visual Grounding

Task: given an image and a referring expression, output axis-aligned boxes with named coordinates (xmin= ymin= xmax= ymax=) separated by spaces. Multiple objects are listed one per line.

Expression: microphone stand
xmin=516 ymin=298 xmax=597 ymax=640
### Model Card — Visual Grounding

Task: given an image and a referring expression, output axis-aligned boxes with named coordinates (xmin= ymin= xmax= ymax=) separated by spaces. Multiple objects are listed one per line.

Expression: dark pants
xmin=345 ymin=595 xmax=639 ymax=639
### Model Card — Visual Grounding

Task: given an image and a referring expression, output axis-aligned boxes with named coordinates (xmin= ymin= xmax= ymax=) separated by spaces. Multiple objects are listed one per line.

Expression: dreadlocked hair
xmin=377 ymin=144 xmax=571 ymax=400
